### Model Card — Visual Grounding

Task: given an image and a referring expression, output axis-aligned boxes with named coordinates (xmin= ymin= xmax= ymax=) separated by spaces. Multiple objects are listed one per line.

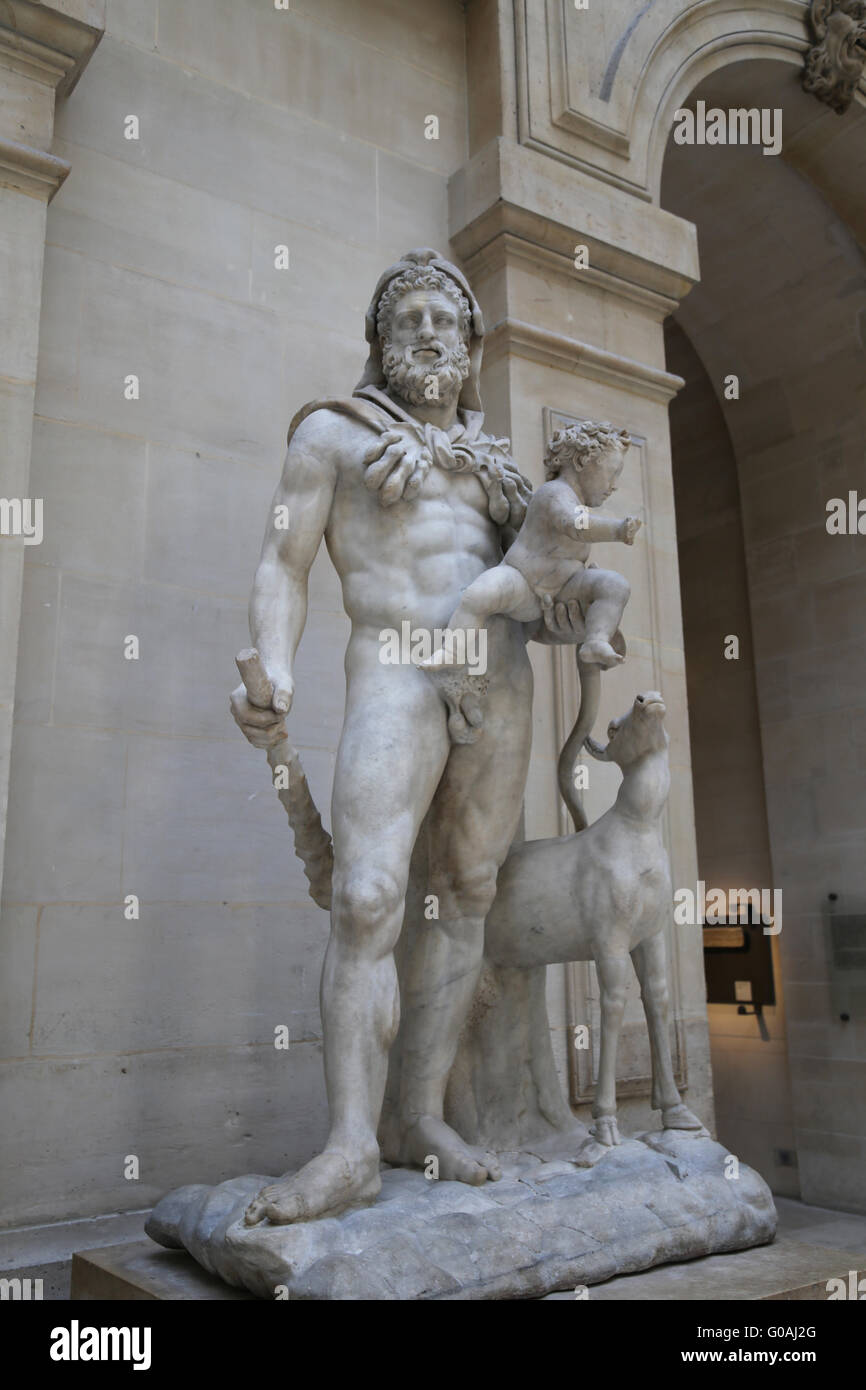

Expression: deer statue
xmin=483 ymin=691 xmax=706 ymax=1161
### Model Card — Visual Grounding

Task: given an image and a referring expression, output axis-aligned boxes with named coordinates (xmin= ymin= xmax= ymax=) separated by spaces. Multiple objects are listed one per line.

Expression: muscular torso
xmin=321 ymin=413 xmax=506 ymax=641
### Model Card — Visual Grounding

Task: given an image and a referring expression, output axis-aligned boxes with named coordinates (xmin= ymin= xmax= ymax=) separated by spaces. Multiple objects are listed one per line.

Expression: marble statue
xmin=146 ymin=248 xmax=776 ymax=1299
xmin=485 ymin=691 xmax=705 ymax=1164
xmin=229 ymin=248 xmax=546 ymax=1224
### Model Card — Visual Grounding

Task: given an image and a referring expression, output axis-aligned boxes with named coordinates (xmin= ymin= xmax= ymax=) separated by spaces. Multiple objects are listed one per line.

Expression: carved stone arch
xmin=630 ymin=1 xmax=821 ymax=199
xmin=514 ymin=1 xmax=843 ymax=202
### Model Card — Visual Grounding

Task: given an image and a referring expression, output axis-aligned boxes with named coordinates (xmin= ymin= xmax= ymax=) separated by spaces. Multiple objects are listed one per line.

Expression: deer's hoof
xmin=591 ymin=1116 xmax=621 ymax=1148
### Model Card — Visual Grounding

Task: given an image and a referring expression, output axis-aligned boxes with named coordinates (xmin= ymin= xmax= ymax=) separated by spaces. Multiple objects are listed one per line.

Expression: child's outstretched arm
xmin=570 ymin=508 xmax=641 ymax=543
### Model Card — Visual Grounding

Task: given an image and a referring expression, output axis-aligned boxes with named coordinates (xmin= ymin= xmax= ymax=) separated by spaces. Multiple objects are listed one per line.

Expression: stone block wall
xmin=0 ymin=0 xmax=468 ymax=1228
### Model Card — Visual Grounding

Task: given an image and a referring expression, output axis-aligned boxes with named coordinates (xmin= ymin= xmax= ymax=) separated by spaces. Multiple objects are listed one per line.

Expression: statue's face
xmin=577 ymin=447 xmax=625 ymax=508
xmin=380 ymin=288 xmax=471 ymax=408
xmin=387 ymin=289 xmax=464 ymax=365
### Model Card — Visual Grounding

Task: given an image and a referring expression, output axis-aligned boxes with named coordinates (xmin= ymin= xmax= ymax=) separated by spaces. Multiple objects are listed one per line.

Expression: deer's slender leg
xmin=631 ymin=932 xmax=680 ymax=1114
xmin=632 ymin=931 xmax=704 ymax=1129
xmin=592 ymin=953 xmax=631 ymax=1146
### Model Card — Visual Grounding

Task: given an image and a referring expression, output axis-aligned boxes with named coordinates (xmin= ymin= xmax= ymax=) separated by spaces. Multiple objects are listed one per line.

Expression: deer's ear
xmin=584 ymin=736 xmax=609 ymax=762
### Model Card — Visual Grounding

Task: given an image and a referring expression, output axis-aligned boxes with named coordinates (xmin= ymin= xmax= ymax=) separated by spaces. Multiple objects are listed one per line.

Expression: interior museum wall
xmin=663 ymin=70 xmax=866 ymax=1211
xmin=0 ymin=0 xmax=468 ymax=1228
xmin=667 ymin=319 xmax=798 ymax=1199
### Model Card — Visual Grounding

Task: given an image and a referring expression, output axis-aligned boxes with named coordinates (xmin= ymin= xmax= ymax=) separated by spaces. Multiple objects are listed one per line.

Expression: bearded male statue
xmin=229 ymin=249 xmax=576 ymax=1226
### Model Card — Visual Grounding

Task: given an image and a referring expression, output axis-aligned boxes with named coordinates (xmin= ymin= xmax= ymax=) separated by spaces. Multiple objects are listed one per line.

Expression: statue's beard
xmin=381 ymin=338 xmax=471 ymax=407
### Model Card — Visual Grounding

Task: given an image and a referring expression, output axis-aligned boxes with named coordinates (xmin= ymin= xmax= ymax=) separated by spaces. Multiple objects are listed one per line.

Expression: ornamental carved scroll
xmin=803 ymin=0 xmax=866 ymax=114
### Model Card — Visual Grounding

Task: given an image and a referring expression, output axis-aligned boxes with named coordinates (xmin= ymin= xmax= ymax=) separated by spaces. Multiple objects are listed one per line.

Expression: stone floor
xmin=0 ymin=1209 xmax=150 ymax=1299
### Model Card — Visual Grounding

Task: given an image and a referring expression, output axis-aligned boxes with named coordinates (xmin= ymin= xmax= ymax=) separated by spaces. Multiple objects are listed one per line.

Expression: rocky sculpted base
xmin=146 ymin=1130 xmax=776 ymax=1300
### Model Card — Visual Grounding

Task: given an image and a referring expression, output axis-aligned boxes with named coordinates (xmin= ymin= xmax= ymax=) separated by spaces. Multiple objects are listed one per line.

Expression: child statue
xmin=423 ymin=420 xmax=641 ymax=672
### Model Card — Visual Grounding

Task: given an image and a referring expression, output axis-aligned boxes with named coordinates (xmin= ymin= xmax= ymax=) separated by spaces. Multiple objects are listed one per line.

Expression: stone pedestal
xmin=71 ymin=1243 xmax=255 ymax=1301
xmin=72 ymin=1233 xmax=864 ymax=1303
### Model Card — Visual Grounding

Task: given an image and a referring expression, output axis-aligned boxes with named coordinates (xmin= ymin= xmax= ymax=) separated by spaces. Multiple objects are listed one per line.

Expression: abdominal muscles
xmin=330 ymin=470 xmax=503 ymax=633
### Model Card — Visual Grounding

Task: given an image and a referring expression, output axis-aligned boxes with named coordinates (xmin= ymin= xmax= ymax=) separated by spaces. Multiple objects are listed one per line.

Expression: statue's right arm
xmin=230 ymin=419 xmax=338 ymax=748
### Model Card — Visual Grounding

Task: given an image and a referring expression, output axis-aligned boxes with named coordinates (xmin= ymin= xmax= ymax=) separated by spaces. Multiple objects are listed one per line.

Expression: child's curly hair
xmin=544 ymin=421 xmax=631 ymax=480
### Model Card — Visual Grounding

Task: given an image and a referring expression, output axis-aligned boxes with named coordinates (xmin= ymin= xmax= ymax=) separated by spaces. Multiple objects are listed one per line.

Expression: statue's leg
xmin=575 ymin=568 xmax=629 ymax=668
xmin=448 ymin=563 xmax=538 ymax=631
xmin=591 ymin=953 xmax=631 ymax=1147
xmin=245 ymin=664 xmax=449 ymax=1226
xmin=398 ymin=626 xmax=533 ymax=1182
xmin=421 ymin=565 xmax=537 ymax=671
xmin=631 ymin=931 xmax=704 ymax=1131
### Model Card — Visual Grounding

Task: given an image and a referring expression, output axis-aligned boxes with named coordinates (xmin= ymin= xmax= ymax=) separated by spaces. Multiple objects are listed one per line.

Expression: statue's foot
xmin=590 ymin=1115 xmax=621 ymax=1147
xmin=401 ymin=1114 xmax=502 ymax=1185
xmin=661 ymin=1102 xmax=707 ymax=1133
xmin=243 ymin=1148 xmax=380 ymax=1227
xmin=578 ymin=638 xmax=624 ymax=669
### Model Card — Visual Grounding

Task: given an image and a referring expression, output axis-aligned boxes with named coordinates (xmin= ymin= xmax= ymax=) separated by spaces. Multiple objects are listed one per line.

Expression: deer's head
xmin=584 ymin=692 xmax=668 ymax=770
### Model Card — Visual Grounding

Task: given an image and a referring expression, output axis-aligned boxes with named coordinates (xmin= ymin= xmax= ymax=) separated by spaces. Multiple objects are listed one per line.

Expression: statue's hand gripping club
xmin=235 ymin=648 xmax=333 ymax=911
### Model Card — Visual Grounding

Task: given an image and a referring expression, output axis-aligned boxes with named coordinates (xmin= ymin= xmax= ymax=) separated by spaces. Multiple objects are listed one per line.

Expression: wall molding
xmin=449 ymin=140 xmax=700 ymax=307
xmin=484 ymin=318 xmax=686 ymax=403
xmin=463 ymin=228 xmax=685 ymax=320
xmin=0 ymin=0 xmax=104 ymax=98
xmin=0 ymin=25 xmax=75 ymax=87
xmin=0 ymin=135 xmax=69 ymax=198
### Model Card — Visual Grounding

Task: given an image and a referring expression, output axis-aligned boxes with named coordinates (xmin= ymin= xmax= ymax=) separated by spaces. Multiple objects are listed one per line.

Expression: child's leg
xmin=575 ymin=568 xmax=630 ymax=668
xmin=421 ymin=563 xmax=538 ymax=669
xmin=450 ymin=562 xmax=539 ymax=629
